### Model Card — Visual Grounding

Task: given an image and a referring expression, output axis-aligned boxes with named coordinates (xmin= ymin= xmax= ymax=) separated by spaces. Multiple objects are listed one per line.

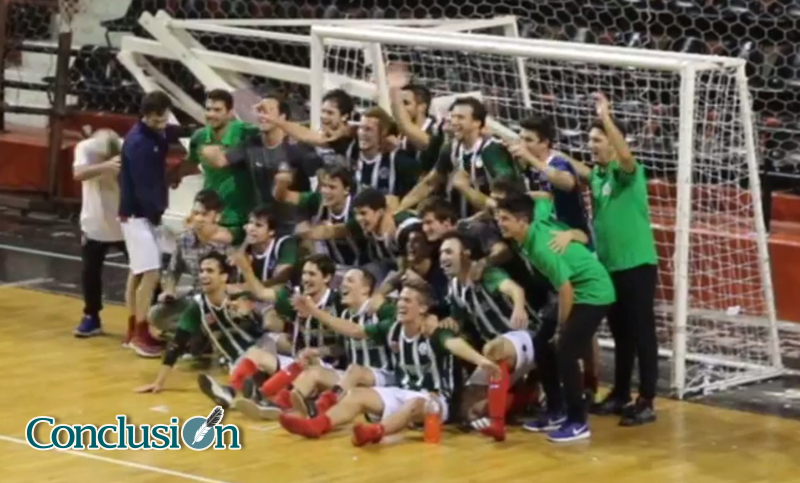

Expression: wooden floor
xmin=2 ymin=286 xmax=800 ymax=483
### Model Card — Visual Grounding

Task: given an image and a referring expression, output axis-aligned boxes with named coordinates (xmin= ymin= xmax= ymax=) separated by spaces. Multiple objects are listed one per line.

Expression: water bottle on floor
xmin=424 ymin=393 xmax=442 ymax=444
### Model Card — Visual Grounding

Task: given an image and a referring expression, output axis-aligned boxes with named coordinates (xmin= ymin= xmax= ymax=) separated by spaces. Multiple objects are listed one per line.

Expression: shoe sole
xmin=198 ymin=375 xmax=232 ymax=410
xmin=74 ymin=329 xmax=103 ymax=338
xmin=547 ymin=431 xmax=591 ymax=443
xmin=235 ymin=398 xmax=282 ymax=421
xmin=524 ymin=424 xmax=562 ymax=433
xmin=133 ymin=345 xmax=162 ymax=358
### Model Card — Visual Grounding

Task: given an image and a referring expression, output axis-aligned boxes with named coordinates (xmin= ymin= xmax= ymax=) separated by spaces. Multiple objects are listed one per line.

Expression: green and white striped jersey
xmin=347 ymin=210 xmax=421 ymax=264
xmin=340 ymin=302 xmax=395 ymax=371
xmin=178 ymin=294 xmax=262 ymax=365
xmin=365 ymin=322 xmax=458 ymax=398
xmin=447 ymin=267 xmax=540 ymax=343
xmin=274 ymin=287 xmax=345 ymax=364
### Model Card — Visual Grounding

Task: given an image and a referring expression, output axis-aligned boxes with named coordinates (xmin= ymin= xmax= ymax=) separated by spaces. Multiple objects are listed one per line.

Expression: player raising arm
xmin=278 ymin=279 xmax=498 ymax=447
xmin=581 ymin=93 xmax=659 ymax=426
xmin=495 ymin=195 xmax=615 ymax=443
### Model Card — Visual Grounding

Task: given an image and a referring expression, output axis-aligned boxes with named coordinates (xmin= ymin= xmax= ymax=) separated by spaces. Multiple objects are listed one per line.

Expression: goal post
xmin=310 ymin=25 xmax=783 ymax=398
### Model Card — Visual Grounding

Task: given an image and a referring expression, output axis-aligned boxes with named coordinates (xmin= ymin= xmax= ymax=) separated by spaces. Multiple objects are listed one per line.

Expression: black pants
xmin=534 ymin=300 xmax=563 ymax=413
xmin=81 ymin=237 xmax=127 ymax=316
xmin=557 ymin=303 xmax=609 ymax=424
xmin=607 ymin=264 xmax=658 ymax=401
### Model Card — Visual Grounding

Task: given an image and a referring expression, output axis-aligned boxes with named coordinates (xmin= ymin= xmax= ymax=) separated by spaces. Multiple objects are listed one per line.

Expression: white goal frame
xmin=310 ymin=25 xmax=782 ymax=399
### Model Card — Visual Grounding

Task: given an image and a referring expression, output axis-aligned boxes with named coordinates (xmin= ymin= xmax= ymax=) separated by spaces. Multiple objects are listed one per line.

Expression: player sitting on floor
xmin=437 ymin=229 xmax=540 ymax=442
xmin=278 ymin=279 xmax=498 ymax=447
xmin=284 ymin=267 xmax=397 ymax=418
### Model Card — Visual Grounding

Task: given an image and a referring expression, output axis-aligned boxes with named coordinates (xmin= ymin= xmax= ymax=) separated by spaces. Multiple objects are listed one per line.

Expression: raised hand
xmin=386 ymin=63 xmax=411 ymax=89
xmin=594 ymin=92 xmax=612 ymax=119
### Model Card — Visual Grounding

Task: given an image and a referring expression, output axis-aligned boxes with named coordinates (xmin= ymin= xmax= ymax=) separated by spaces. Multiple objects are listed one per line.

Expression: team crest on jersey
xmin=602 ymin=181 xmax=612 ymax=196
xmin=418 ymin=341 xmax=429 ymax=356
xmin=379 ymin=167 xmax=390 ymax=179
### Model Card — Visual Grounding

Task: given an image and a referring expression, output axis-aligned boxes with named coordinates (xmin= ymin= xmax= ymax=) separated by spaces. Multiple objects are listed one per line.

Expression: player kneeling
xmin=278 ymin=280 xmax=498 ymax=446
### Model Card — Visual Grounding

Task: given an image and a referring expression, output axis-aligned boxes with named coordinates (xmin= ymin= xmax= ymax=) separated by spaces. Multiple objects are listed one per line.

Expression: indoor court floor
xmin=1 ymin=212 xmax=800 ymax=483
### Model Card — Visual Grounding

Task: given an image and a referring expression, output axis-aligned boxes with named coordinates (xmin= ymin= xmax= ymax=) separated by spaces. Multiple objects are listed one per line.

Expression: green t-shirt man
xmin=589 ymin=160 xmax=658 ymax=273
xmin=518 ymin=212 xmax=616 ymax=306
xmin=188 ymin=119 xmax=260 ymax=243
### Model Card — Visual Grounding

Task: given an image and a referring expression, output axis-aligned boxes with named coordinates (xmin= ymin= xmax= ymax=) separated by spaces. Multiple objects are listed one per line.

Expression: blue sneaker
xmin=547 ymin=421 xmax=591 ymax=443
xmin=74 ymin=315 xmax=103 ymax=338
xmin=523 ymin=413 xmax=567 ymax=433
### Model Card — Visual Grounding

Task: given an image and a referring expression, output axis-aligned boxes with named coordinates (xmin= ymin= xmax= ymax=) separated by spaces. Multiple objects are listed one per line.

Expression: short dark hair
xmin=249 ymin=205 xmax=276 ymax=231
xmin=355 ymin=267 xmax=377 ymax=294
xmin=520 ymin=116 xmax=556 ymax=148
xmin=322 ymin=163 xmax=354 ymax=190
xmin=590 ymin=118 xmax=626 ymax=138
xmin=402 ymin=278 xmax=434 ymax=311
xmin=322 ymin=89 xmax=355 ymax=119
xmin=440 ymin=229 xmax=485 ymax=261
xmin=419 ymin=197 xmax=458 ymax=225
xmin=490 ymin=175 xmax=528 ymax=198
xmin=496 ymin=194 xmax=534 ymax=224
xmin=402 ymin=84 xmax=432 ymax=112
xmin=206 ymin=89 xmax=234 ymax=111
xmin=194 ymin=189 xmax=224 ymax=212
xmin=140 ymin=91 xmax=172 ymax=117
xmin=398 ymin=223 xmax=425 ymax=257
xmin=353 ymin=187 xmax=386 ymax=211
xmin=262 ymin=93 xmax=291 ymax=121
xmin=304 ymin=253 xmax=336 ymax=278
xmin=450 ymin=97 xmax=487 ymax=128
xmin=200 ymin=252 xmax=232 ymax=277
xmin=230 ymin=290 xmax=257 ymax=302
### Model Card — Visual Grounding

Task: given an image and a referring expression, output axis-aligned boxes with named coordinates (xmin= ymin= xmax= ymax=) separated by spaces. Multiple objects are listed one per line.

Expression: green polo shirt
xmin=518 ymin=204 xmax=616 ymax=306
xmin=188 ymin=120 xmax=260 ymax=243
xmin=589 ymin=160 xmax=657 ymax=273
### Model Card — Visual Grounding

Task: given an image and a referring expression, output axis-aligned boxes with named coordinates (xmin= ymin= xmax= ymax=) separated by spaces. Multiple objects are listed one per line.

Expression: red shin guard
xmin=261 ymin=362 xmax=303 ymax=397
xmin=229 ymin=358 xmax=258 ymax=391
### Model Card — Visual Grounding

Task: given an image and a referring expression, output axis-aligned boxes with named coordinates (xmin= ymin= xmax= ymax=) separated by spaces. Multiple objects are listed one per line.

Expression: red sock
xmin=315 ymin=390 xmax=339 ymax=413
xmin=279 ymin=413 xmax=332 ymax=438
xmin=482 ymin=361 xmax=510 ymax=442
xmin=230 ymin=358 xmax=258 ymax=392
xmin=135 ymin=320 xmax=150 ymax=337
xmin=272 ymin=389 xmax=292 ymax=410
xmin=261 ymin=362 xmax=303 ymax=397
xmin=352 ymin=423 xmax=384 ymax=447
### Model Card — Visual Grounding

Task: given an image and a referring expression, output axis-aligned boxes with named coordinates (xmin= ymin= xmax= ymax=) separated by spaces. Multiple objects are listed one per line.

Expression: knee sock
xmin=488 ymin=361 xmax=510 ymax=425
xmin=230 ymin=358 xmax=258 ymax=392
xmin=261 ymin=362 xmax=303 ymax=397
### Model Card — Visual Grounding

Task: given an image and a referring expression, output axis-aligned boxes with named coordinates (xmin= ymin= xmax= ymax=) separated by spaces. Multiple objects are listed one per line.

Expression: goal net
xmin=310 ymin=25 xmax=783 ymax=398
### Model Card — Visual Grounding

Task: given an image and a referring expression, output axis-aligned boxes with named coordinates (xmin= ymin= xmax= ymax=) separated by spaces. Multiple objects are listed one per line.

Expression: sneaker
xmin=74 ymin=315 xmax=103 ymax=338
xmin=547 ymin=421 xmax=591 ymax=443
xmin=235 ymin=398 xmax=283 ymax=420
xmin=198 ymin=374 xmax=235 ymax=409
xmin=523 ymin=412 xmax=567 ymax=433
xmin=589 ymin=393 xmax=630 ymax=416
xmin=242 ymin=377 xmax=261 ymax=402
xmin=132 ymin=338 xmax=162 ymax=358
xmin=619 ymin=398 xmax=657 ymax=427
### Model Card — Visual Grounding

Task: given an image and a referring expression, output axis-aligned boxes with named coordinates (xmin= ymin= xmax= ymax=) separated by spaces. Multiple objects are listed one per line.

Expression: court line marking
xmin=0 ymin=243 xmax=128 ymax=269
xmin=0 ymin=434 xmax=238 ymax=483
xmin=0 ymin=277 xmax=53 ymax=288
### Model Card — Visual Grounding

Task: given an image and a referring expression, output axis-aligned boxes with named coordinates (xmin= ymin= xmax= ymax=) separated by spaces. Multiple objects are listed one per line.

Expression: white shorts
xmin=467 ymin=330 xmax=536 ymax=387
xmin=121 ymin=218 xmax=162 ymax=274
xmin=372 ymin=387 xmax=449 ymax=422
xmin=368 ymin=367 xmax=396 ymax=388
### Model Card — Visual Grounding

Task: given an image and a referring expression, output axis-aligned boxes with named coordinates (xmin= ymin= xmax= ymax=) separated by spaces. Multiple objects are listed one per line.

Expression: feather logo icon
xmin=193 ymin=406 xmax=224 ymax=445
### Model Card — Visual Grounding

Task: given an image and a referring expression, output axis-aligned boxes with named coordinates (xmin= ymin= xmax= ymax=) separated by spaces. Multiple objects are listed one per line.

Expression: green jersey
xmin=517 ymin=216 xmax=616 ymax=306
xmin=435 ymin=137 xmax=518 ymax=218
xmin=274 ymin=287 xmax=344 ymax=363
xmin=447 ymin=267 xmax=540 ymax=343
xmin=346 ymin=210 xmax=421 ymax=263
xmin=240 ymin=235 xmax=297 ymax=283
xmin=188 ymin=120 xmax=260 ymax=236
xmin=178 ymin=293 xmax=262 ymax=365
xmin=365 ymin=322 xmax=458 ymax=398
xmin=340 ymin=302 xmax=395 ymax=370
xmin=589 ymin=160 xmax=658 ymax=272
xmin=298 ymin=191 xmax=362 ymax=266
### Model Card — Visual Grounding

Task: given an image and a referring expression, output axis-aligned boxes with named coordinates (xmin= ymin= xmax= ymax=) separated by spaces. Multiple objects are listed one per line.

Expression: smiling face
xmin=199 ymin=258 xmax=228 ymax=293
xmin=320 ymin=100 xmax=346 ymax=132
xmin=189 ymin=202 xmax=220 ymax=232
xmin=449 ymin=104 xmax=481 ymax=142
xmin=495 ymin=208 xmax=528 ymax=242
xmin=244 ymin=214 xmax=273 ymax=245
xmin=405 ymin=230 xmax=431 ymax=265
xmin=355 ymin=205 xmax=382 ymax=234
xmin=421 ymin=212 xmax=453 ymax=243
xmin=520 ymin=128 xmax=550 ymax=160
xmin=439 ymin=237 xmax=466 ymax=277
xmin=319 ymin=174 xmax=348 ymax=207
xmin=301 ymin=260 xmax=330 ymax=296
xmin=589 ymin=127 xmax=613 ymax=166
xmin=357 ymin=116 xmax=382 ymax=153
xmin=397 ymin=286 xmax=427 ymax=324
xmin=340 ymin=269 xmax=371 ymax=308
xmin=256 ymin=98 xmax=284 ymax=133
xmin=204 ymin=99 xmax=231 ymax=131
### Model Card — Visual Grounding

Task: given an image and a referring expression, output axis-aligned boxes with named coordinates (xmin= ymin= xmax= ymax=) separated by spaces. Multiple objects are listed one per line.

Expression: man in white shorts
xmin=269 ymin=267 xmax=398 ymax=419
xmin=119 ymin=91 xmax=183 ymax=357
xmin=278 ymin=280 xmax=498 ymax=447
xmin=438 ymin=229 xmax=541 ymax=442
xmin=72 ymin=129 xmax=127 ymax=337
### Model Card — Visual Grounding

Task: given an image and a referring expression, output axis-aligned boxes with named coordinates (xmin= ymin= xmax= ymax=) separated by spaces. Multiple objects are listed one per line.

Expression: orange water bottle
xmin=423 ymin=393 xmax=442 ymax=444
